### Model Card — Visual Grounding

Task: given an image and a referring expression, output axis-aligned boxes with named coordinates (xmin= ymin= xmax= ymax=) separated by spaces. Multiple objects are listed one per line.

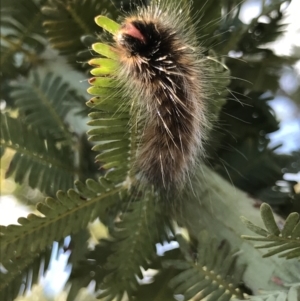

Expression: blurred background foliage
xmin=0 ymin=0 xmax=300 ymax=300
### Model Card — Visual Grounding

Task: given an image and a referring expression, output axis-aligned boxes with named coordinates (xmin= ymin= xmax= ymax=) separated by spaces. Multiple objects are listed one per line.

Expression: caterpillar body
xmin=99 ymin=2 xmax=213 ymax=191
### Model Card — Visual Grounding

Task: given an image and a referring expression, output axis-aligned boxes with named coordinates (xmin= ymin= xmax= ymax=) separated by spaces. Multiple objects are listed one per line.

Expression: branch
xmin=178 ymin=165 xmax=300 ymax=293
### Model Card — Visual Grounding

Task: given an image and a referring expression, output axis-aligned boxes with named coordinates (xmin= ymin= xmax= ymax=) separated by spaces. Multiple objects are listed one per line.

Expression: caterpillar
xmin=111 ymin=1 xmax=212 ymax=191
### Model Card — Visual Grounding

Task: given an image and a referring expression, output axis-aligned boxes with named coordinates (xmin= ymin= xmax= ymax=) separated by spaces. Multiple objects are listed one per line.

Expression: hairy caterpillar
xmin=113 ymin=1 xmax=212 ymax=191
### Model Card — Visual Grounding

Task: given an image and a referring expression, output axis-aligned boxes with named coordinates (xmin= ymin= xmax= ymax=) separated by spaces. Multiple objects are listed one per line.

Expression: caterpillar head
xmin=115 ymin=19 xmax=163 ymax=58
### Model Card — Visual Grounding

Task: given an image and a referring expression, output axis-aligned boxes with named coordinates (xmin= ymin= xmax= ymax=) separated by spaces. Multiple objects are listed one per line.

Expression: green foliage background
xmin=0 ymin=0 xmax=300 ymax=300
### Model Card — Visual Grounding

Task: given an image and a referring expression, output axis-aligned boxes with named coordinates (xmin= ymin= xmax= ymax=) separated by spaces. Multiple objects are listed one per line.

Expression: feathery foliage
xmin=205 ymin=0 xmax=299 ymax=208
xmin=0 ymin=246 xmax=53 ymax=301
xmin=0 ymin=177 xmax=121 ymax=280
xmin=163 ymin=234 xmax=245 ymax=301
xmin=67 ymin=241 xmax=112 ymax=301
xmin=68 ymin=229 xmax=247 ymax=301
xmin=87 ymin=53 xmax=132 ymax=183
xmin=0 ymin=0 xmax=46 ymax=80
xmin=0 ymin=113 xmax=74 ymax=195
xmin=209 ymin=84 xmax=297 ymax=206
xmin=0 ymin=0 xmax=299 ymax=300
xmin=242 ymin=203 xmax=300 ymax=259
xmin=98 ymin=191 xmax=171 ymax=300
xmin=42 ymin=0 xmax=117 ymax=69
xmin=10 ymin=72 xmax=81 ymax=142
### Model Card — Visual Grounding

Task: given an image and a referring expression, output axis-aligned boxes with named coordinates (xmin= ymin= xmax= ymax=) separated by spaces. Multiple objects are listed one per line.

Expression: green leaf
xmin=208 ymin=88 xmax=294 ymax=205
xmin=240 ymin=216 xmax=269 ymax=237
xmin=92 ymin=43 xmax=119 ymax=60
xmin=260 ymin=203 xmax=280 ymax=236
xmin=0 ymin=0 xmax=46 ymax=79
xmin=66 ymin=189 xmax=172 ymax=301
xmin=10 ymin=72 xmax=83 ymax=144
xmin=282 ymin=213 xmax=300 ymax=237
xmin=98 ymin=190 xmax=170 ymax=300
xmin=87 ymin=47 xmax=134 ymax=185
xmin=89 ymin=59 xmax=119 ymax=76
xmin=42 ymin=0 xmax=117 ymax=69
xmin=0 ymin=245 xmax=53 ymax=301
xmin=94 ymin=15 xmax=121 ymax=35
xmin=88 ymin=76 xmax=115 ymax=87
xmin=0 ymin=113 xmax=74 ymax=195
xmin=0 ymin=178 xmax=121 ymax=267
xmin=242 ymin=203 xmax=300 ymax=259
xmin=67 ymin=240 xmax=113 ymax=301
xmin=163 ymin=233 xmax=245 ymax=301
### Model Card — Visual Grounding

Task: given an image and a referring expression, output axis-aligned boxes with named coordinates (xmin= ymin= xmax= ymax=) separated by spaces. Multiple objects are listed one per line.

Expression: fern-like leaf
xmin=98 ymin=190 xmax=170 ymax=300
xmin=42 ymin=0 xmax=116 ymax=69
xmin=10 ymin=72 xmax=83 ymax=144
xmin=0 ymin=177 xmax=121 ymax=270
xmin=66 ymin=189 xmax=171 ymax=301
xmin=1 ymin=113 xmax=74 ymax=195
xmin=67 ymin=240 xmax=112 ymax=301
xmin=0 ymin=246 xmax=53 ymax=301
xmin=242 ymin=203 xmax=300 ymax=259
xmin=163 ymin=234 xmax=245 ymax=301
xmin=87 ymin=39 xmax=134 ymax=184
xmin=0 ymin=0 xmax=46 ymax=79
